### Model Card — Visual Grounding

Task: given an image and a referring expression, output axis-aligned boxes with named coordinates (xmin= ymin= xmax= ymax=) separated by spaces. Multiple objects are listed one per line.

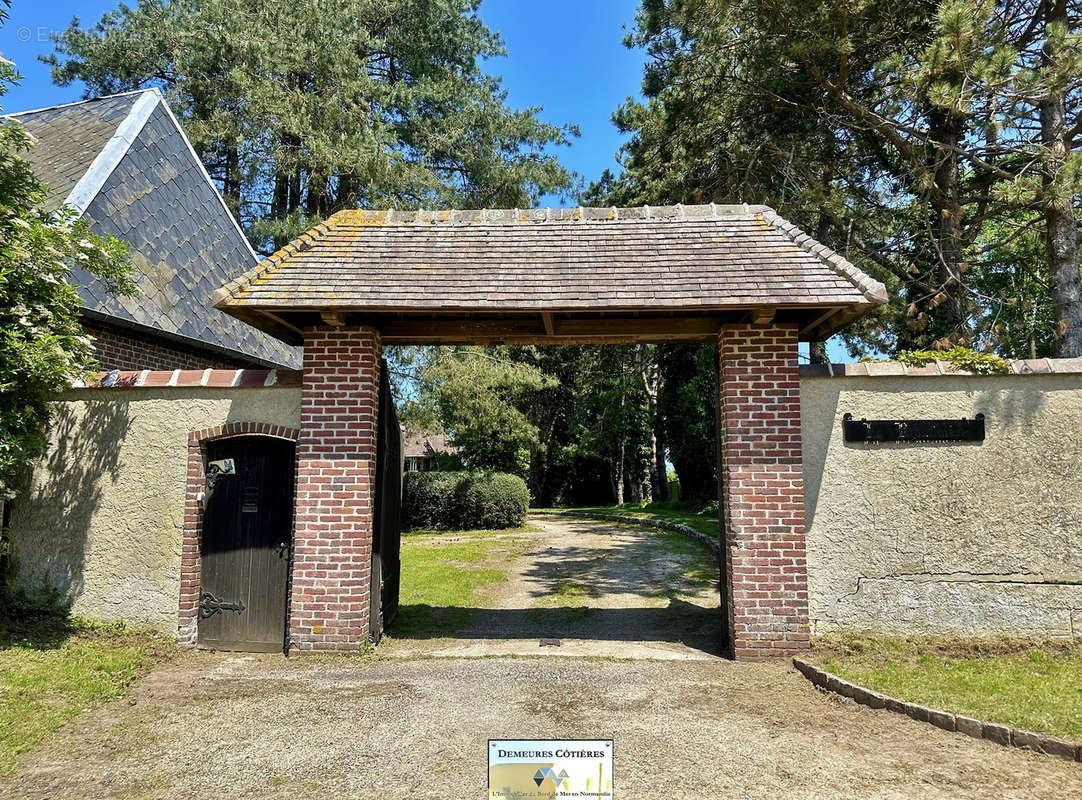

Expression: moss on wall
xmin=8 ymin=387 xmax=301 ymax=631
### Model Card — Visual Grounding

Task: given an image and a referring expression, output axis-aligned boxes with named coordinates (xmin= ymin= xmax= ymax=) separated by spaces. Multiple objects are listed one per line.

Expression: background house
xmin=401 ymin=429 xmax=458 ymax=472
xmin=7 ymin=89 xmax=299 ymax=370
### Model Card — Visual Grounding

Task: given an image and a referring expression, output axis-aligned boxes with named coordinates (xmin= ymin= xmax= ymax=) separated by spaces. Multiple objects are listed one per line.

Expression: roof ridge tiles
xmin=2 ymin=88 xmax=160 ymax=119
xmin=214 ymin=216 xmax=338 ymax=305
xmin=316 ymin=203 xmax=779 ymax=228
xmin=757 ymin=207 xmax=888 ymax=304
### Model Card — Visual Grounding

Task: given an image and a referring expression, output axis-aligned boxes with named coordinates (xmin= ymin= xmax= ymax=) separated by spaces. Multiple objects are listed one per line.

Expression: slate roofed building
xmin=401 ymin=429 xmax=458 ymax=472
xmin=7 ymin=89 xmax=299 ymax=370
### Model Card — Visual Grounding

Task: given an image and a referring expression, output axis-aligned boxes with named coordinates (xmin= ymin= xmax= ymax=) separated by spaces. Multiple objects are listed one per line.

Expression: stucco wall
xmin=12 ymin=365 xmax=1082 ymax=642
xmin=9 ymin=386 xmax=301 ymax=631
xmin=803 ymin=371 xmax=1082 ymax=638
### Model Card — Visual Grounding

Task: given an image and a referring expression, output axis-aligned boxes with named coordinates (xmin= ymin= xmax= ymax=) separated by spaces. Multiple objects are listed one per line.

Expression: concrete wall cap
xmin=800 ymin=357 xmax=1082 ymax=378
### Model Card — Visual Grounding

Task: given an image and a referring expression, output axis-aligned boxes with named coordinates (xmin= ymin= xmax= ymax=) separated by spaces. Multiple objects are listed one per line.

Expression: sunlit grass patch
xmin=812 ymin=635 xmax=1082 ymax=740
xmin=392 ymin=529 xmax=517 ymax=635
xmin=0 ymin=613 xmax=172 ymax=775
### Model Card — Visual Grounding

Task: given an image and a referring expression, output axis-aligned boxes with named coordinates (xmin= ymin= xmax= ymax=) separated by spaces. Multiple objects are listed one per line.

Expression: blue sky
xmin=0 ymin=0 xmax=838 ymax=359
xmin=0 ymin=0 xmax=646 ymax=204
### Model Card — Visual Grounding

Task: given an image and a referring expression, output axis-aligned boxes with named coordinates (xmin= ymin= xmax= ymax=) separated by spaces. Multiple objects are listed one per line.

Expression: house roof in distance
xmin=7 ymin=90 xmax=299 ymax=368
xmin=214 ymin=204 xmax=887 ymax=345
xmin=401 ymin=430 xmax=457 ymax=459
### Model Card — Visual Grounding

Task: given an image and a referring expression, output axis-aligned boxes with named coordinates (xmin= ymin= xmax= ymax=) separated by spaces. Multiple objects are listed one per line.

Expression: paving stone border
xmin=793 ymin=657 xmax=1082 ymax=763
xmin=549 ymin=511 xmax=720 ymax=554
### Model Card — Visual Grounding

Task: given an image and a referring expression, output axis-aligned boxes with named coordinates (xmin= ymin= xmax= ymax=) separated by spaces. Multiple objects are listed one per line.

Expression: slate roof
xmin=8 ymin=93 xmax=140 ymax=213
xmin=401 ymin=430 xmax=457 ymax=459
xmin=215 ymin=204 xmax=886 ymax=326
xmin=7 ymin=91 xmax=300 ymax=368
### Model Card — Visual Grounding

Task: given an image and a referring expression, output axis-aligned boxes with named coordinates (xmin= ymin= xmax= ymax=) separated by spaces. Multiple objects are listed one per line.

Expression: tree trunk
xmin=614 ymin=440 xmax=625 ymax=505
xmin=810 ymin=161 xmax=836 ymax=365
xmin=640 ymin=346 xmax=668 ymax=501
xmin=306 ymin=174 xmax=326 ymax=216
xmin=1041 ymin=0 xmax=1082 ymax=357
xmin=223 ymin=144 xmax=241 ymax=212
xmin=271 ymin=171 xmax=288 ymax=220
xmin=653 ymin=424 xmax=669 ymax=501
xmin=927 ymin=106 xmax=968 ymax=345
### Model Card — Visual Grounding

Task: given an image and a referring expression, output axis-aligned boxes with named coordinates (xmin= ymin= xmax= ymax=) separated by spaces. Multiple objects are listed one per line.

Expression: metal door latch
xmin=198 ymin=592 xmax=246 ymax=619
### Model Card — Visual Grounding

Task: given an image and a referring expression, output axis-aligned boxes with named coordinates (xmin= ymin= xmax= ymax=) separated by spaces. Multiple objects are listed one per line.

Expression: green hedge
xmin=403 ymin=470 xmax=529 ymax=530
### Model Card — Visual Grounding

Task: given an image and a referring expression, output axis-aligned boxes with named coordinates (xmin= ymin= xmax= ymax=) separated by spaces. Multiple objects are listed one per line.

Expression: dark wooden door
xmin=198 ymin=436 xmax=294 ymax=652
xmin=370 ymin=360 xmax=402 ymax=640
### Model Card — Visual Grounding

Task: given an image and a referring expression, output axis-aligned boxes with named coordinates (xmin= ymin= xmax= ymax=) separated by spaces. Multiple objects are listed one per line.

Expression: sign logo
xmin=488 ymin=739 xmax=613 ymax=799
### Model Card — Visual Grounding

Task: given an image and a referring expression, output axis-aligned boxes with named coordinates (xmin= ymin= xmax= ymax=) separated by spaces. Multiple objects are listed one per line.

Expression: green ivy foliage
xmin=0 ymin=24 xmax=133 ymax=499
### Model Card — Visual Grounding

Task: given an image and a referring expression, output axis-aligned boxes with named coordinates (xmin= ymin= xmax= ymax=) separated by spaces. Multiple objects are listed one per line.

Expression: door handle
xmin=276 ymin=542 xmax=290 ymax=558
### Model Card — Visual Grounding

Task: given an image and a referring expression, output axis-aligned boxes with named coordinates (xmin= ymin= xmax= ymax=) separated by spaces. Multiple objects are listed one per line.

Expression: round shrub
xmin=457 ymin=472 xmax=530 ymax=529
xmin=403 ymin=470 xmax=529 ymax=530
xmin=402 ymin=470 xmax=462 ymax=530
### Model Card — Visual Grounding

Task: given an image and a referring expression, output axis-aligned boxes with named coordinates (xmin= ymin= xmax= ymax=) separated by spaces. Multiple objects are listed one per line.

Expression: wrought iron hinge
xmin=199 ymin=591 xmax=246 ymax=619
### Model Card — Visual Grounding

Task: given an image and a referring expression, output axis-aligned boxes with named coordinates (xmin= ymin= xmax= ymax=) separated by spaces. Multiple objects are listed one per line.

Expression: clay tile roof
xmin=215 ymin=204 xmax=886 ymax=315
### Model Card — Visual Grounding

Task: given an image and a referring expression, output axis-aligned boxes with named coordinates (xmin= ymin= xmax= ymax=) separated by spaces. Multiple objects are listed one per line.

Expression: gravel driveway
xmin=5 ymin=516 xmax=1079 ymax=798
xmin=383 ymin=514 xmax=723 ymax=660
xmin=3 ymin=652 xmax=1079 ymax=799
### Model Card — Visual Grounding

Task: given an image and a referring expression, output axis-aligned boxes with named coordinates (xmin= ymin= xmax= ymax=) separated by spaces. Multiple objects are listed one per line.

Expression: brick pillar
xmin=290 ymin=326 xmax=381 ymax=652
xmin=717 ymin=324 xmax=810 ymax=659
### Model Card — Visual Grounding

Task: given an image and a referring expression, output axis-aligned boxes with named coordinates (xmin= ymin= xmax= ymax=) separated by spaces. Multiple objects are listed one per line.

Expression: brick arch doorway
xmin=180 ymin=423 xmax=300 ymax=647
xmin=211 ymin=203 xmax=887 ymax=660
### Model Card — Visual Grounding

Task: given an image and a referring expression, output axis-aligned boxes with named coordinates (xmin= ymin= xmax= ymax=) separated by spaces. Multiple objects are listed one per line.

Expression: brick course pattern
xmin=179 ymin=422 xmax=300 ymax=645
xmin=717 ymin=324 xmax=810 ymax=659
xmin=83 ymin=318 xmax=253 ymax=371
xmin=290 ymin=326 xmax=382 ymax=652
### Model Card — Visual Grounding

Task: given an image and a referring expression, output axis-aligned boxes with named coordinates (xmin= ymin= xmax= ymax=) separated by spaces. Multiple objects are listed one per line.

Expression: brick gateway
xmin=209 ymin=204 xmax=888 ymax=660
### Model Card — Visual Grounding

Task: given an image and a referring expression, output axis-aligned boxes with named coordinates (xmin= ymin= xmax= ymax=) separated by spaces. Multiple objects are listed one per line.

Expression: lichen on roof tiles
xmin=215 ymin=203 xmax=887 ymax=315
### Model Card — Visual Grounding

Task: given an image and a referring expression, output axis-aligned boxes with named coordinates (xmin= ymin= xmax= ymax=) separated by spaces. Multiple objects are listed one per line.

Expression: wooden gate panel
xmin=370 ymin=360 xmax=402 ymax=640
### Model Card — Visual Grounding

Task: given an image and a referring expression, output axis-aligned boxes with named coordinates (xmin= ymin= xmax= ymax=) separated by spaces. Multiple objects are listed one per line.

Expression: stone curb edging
xmin=548 ymin=511 xmax=720 ymax=554
xmin=793 ymin=658 xmax=1082 ymax=763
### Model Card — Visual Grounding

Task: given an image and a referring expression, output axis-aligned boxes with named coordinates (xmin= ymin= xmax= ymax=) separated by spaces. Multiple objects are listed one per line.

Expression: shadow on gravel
xmin=389 ymin=599 xmax=724 ymax=657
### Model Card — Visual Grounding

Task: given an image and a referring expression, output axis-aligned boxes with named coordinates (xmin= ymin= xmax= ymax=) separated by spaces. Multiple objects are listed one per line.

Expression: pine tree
xmin=47 ymin=0 xmax=578 ymax=251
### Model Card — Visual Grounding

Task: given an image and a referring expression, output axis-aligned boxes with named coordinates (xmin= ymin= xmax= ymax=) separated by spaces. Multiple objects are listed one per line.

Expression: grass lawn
xmin=534 ymin=500 xmax=720 ymax=541
xmin=392 ymin=527 xmax=533 ymax=635
xmin=0 ymin=610 xmax=173 ymax=775
xmin=813 ymin=636 xmax=1082 ymax=741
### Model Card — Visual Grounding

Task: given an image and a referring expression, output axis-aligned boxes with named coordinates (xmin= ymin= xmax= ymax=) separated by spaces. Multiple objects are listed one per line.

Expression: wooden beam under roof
xmin=365 ymin=315 xmax=727 ymax=345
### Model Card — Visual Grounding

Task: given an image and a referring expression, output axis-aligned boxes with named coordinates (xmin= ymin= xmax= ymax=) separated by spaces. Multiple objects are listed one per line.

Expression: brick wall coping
xmin=793 ymin=658 xmax=1081 ymax=762
xmin=70 ymin=368 xmax=302 ymax=389
xmin=800 ymin=357 xmax=1082 ymax=378
xmin=69 ymin=360 xmax=1082 ymax=388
